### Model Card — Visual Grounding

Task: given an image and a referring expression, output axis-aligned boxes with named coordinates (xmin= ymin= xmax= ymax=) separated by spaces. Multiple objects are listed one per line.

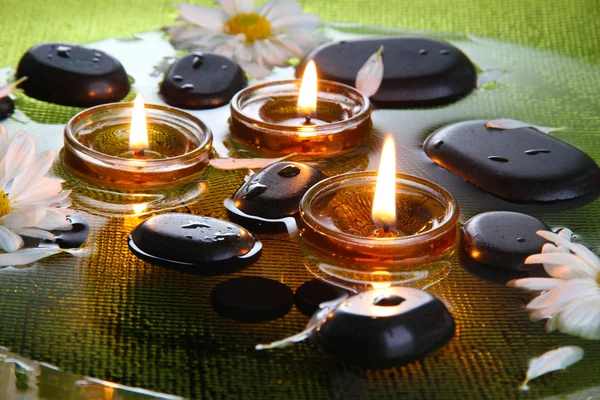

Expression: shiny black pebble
xmin=54 ymin=213 xmax=90 ymax=249
xmin=160 ymin=53 xmax=247 ymax=109
xmin=294 ymin=279 xmax=350 ymax=316
xmin=461 ymin=211 xmax=549 ymax=271
xmin=232 ymin=161 xmax=326 ymax=220
xmin=314 ymin=287 xmax=454 ymax=368
xmin=16 ymin=43 xmax=130 ymax=107
xmin=424 ymin=120 xmax=600 ymax=202
xmin=129 ymin=214 xmax=261 ymax=274
xmin=211 ymin=277 xmax=293 ymax=323
xmin=0 ymin=97 xmax=15 ymax=121
xmin=299 ymin=37 xmax=476 ymax=107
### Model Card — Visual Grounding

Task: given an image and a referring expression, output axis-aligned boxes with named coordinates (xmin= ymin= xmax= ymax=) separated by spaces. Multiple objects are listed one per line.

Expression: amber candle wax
xmin=63 ymin=102 xmax=212 ymax=190
xmin=299 ymin=172 xmax=459 ymax=265
xmin=230 ymin=80 xmax=372 ymax=156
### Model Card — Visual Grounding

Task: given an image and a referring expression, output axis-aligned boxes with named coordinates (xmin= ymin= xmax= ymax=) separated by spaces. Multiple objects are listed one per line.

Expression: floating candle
xmin=229 ymin=62 xmax=371 ymax=156
xmin=62 ymin=96 xmax=212 ymax=190
xmin=299 ymin=136 xmax=459 ymax=265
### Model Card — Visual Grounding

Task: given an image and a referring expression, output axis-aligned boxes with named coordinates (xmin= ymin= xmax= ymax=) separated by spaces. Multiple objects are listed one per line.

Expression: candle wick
xmin=383 ymin=223 xmax=390 ymax=233
xmin=304 ymin=114 xmax=311 ymax=124
xmin=132 ymin=148 xmax=145 ymax=158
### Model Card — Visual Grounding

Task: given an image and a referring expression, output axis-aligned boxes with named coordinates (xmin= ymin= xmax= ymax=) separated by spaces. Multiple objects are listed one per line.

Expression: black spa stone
xmin=461 ymin=211 xmax=549 ymax=271
xmin=160 ymin=53 xmax=247 ymax=109
xmin=211 ymin=276 xmax=294 ymax=323
xmin=314 ymin=287 xmax=455 ymax=368
xmin=128 ymin=213 xmax=261 ymax=273
xmin=424 ymin=120 xmax=600 ymax=202
xmin=54 ymin=213 xmax=90 ymax=249
xmin=16 ymin=43 xmax=130 ymax=107
xmin=232 ymin=161 xmax=326 ymax=220
xmin=294 ymin=279 xmax=350 ymax=316
xmin=0 ymin=97 xmax=14 ymax=121
xmin=298 ymin=37 xmax=477 ymax=107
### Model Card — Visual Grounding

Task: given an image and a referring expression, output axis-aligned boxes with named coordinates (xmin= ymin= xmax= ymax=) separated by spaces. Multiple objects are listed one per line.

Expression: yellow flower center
xmin=0 ymin=191 xmax=11 ymax=217
xmin=225 ymin=13 xmax=272 ymax=42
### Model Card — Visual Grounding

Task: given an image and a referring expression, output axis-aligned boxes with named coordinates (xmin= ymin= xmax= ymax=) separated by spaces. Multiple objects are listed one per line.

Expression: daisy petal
xmin=253 ymin=40 xmax=288 ymax=66
xmin=258 ymin=0 xmax=301 ymax=20
xmin=0 ymin=131 xmax=35 ymax=187
xmin=240 ymin=62 xmax=272 ymax=79
xmin=13 ymin=228 xmax=56 ymax=241
xmin=0 ymin=247 xmax=62 ymax=267
xmin=0 ymin=125 xmax=9 ymax=161
xmin=356 ymin=46 xmax=384 ymax=97
xmin=177 ymin=3 xmax=226 ymax=30
xmin=508 ymin=277 xmax=564 ymax=291
xmin=526 ymin=253 xmax=598 ymax=279
xmin=218 ymin=0 xmax=255 ymax=17
xmin=0 ymin=225 xmax=23 ymax=252
xmin=12 ymin=177 xmax=62 ymax=205
xmin=527 ymin=279 xmax=597 ymax=310
xmin=0 ymin=204 xmax=46 ymax=229
xmin=270 ymin=13 xmax=321 ymax=30
xmin=558 ymin=298 xmax=600 ymax=339
xmin=35 ymin=209 xmax=72 ymax=231
xmin=536 ymin=230 xmax=600 ymax=271
xmin=8 ymin=150 xmax=55 ymax=200
xmin=520 ymin=346 xmax=583 ymax=391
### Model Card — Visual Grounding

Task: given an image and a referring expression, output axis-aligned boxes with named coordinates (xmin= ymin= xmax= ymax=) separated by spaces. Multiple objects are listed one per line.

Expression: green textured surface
xmin=0 ymin=1 xmax=600 ymax=399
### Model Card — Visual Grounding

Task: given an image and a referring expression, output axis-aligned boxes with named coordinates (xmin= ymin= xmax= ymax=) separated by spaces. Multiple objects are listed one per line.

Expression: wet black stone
xmin=314 ymin=287 xmax=455 ymax=368
xmin=160 ymin=53 xmax=247 ymax=109
xmin=232 ymin=161 xmax=326 ymax=220
xmin=129 ymin=214 xmax=261 ymax=274
xmin=461 ymin=211 xmax=549 ymax=271
xmin=211 ymin=277 xmax=293 ymax=323
xmin=424 ymin=120 xmax=600 ymax=202
xmin=16 ymin=43 xmax=130 ymax=107
xmin=294 ymin=279 xmax=350 ymax=316
xmin=298 ymin=37 xmax=476 ymax=108
xmin=0 ymin=97 xmax=15 ymax=121
xmin=54 ymin=213 xmax=89 ymax=249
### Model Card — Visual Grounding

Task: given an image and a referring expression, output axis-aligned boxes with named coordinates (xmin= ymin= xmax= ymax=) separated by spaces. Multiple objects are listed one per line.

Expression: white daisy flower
xmin=509 ymin=228 xmax=600 ymax=340
xmin=0 ymin=125 xmax=73 ymax=267
xmin=168 ymin=0 xmax=327 ymax=79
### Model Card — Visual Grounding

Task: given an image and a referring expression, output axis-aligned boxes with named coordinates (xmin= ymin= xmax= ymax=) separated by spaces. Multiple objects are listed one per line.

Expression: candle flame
xmin=297 ymin=60 xmax=317 ymax=117
xmin=372 ymin=135 xmax=396 ymax=228
xmin=129 ymin=94 xmax=149 ymax=153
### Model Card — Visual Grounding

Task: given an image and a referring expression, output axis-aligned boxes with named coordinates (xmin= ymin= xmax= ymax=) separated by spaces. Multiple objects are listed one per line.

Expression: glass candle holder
xmin=62 ymin=103 xmax=212 ymax=190
xmin=299 ymin=172 xmax=459 ymax=266
xmin=229 ymin=80 xmax=372 ymax=156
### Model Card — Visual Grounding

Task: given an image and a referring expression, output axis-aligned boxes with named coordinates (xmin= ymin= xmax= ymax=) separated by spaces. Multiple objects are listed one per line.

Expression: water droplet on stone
xmin=173 ymin=75 xmax=183 ymax=81
xmin=56 ymin=45 xmax=71 ymax=58
xmin=440 ymin=49 xmax=451 ymax=55
xmin=517 ymin=237 xmax=526 ymax=243
xmin=433 ymin=140 xmax=444 ymax=149
xmin=221 ymin=65 xmax=228 ymax=69
xmin=419 ymin=49 xmax=428 ymax=55
xmin=186 ymin=235 xmax=193 ymax=239
xmin=92 ymin=57 xmax=100 ymax=63
xmin=525 ymin=149 xmax=551 ymax=155
xmin=181 ymin=222 xmax=211 ymax=229
xmin=487 ymin=156 xmax=509 ymax=163
xmin=180 ymin=83 xmax=194 ymax=90
xmin=192 ymin=55 xmax=203 ymax=69
xmin=243 ymin=183 xmax=268 ymax=200
xmin=94 ymin=52 xmax=102 ymax=58
xmin=278 ymin=165 xmax=301 ymax=177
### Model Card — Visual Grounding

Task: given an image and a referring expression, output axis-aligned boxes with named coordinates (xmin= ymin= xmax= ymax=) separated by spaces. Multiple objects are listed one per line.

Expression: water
xmin=1 ymin=24 xmax=600 ymax=398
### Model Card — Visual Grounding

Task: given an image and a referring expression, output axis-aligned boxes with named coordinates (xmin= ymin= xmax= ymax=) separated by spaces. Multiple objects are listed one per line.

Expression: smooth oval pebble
xmin=16 ymin=43 xmax=130 ymax=107
xmin=314 ymin=287 xmax=455 ymax=368
xmin=0 ymin=97 xmax=15 ymax=121
xmin=160 ymin=53 xmax=247 ymax=109
xmin=424 ymin=120 xmax=600 ymax=202
xmin=294 ymin=279 xmax=350 ymax=316
xmin=461 ymin=211 xmax=549 ymax=271
xmin=298 ymin=37 xmax=476 ymax=107
xmin=232 ymin=161 xmax=326 ymax=220
xmin=129 ymin=213 xmax=259 ymax=266
xmin=211 ymin=277 xmax=294 ymax=323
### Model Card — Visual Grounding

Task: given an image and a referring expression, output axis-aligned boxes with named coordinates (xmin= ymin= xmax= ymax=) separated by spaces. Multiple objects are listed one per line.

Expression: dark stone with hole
xmin=298 ymin=37 xmax=476 ymax=107
xmin=461 ymin=211 xmax=549 ymax=271
xmin=16 ymin=43 xmax=130 ymax=107
xmin=160 ymin=53 xmax=247 ymax=109
xmin=314 ymin=287 xmax=454 ymax=368
xmin=54 ymin=213 xmax=89 ymax=248
xmin=211 ymin=277 xmax=293 ymax=322
xmin=232 ymin=161 xmax=326 ymax=220
xmin=294 ymin=279 xmax=350 ymax=316
xmin=128 ymin=213 xmax=261 ymax=274
xmin=0 ymin=97 xmax=15 ymax=120
xmin=424 ymin=120 xmax=600 ymax=202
